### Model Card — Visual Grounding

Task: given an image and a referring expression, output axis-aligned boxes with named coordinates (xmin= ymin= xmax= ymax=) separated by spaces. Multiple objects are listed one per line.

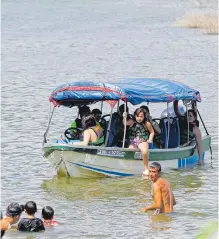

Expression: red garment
xmin=43 ymin=220 xmax=60 ymax=227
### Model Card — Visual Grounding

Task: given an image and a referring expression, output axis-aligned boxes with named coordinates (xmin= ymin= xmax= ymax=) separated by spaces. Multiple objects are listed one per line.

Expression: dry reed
xmin=175 ymin=13 xmax=218 ymax=34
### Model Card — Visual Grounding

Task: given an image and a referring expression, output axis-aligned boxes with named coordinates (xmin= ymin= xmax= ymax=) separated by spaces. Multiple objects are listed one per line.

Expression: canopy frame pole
xmin=104 ymin=104 xmax=115 ymax=147
xmin=166 ymin=103 xmax=170 ymax=148
xmin=43 ymin=103 xmax=55 ymax=144
xmin=122 ymin=102 xmax=127 ymax=148
xmin=117 ymin=101 xmax=120 ymax=111
xmin=197 ymin=109 xmax=213 ymax=161
xmin=100 ymin=101 xmax=103 ymax=113
xmin=186 ymin=101 xmax=189 ymax=144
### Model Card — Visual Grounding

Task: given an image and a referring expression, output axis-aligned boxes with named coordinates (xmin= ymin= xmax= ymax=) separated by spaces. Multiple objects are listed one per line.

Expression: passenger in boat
xmin=18 ymin=201 xmax=45 ymax=232
xmin=142 ymin=162 xmax=176 ymax=214
xmin=108 ymin=104 xmax=133 ymax=147
xmin=140 ymin=105 xmax=161 ymax=135
xmin=0 ymin=203 xmax=24 ymax=237
xmin=91 ymin=108 xmax=102 ymax=128
xmin=124 ymin=108 xmax=154 ymax=176
xmin=71 ymin=105 xmax=91 ymax=129
xmin=72 ymin=115 xmax=103 ymax=146
xmin=41 ymin=206 xmax=60 ymax=227
xmin=174 ymin=103 xmax=203 ymax=165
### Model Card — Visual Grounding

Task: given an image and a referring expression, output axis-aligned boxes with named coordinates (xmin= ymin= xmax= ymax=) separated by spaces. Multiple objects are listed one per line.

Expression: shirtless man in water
xmin=142 ymin=162 xmax=176 ymax=214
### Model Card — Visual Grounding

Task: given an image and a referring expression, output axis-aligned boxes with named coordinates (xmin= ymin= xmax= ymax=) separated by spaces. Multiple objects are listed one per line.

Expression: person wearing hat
xmin=142 ymin=162 xmax=176 ymax=214
xmin=0 ymin=203 xmax=24 ymax=237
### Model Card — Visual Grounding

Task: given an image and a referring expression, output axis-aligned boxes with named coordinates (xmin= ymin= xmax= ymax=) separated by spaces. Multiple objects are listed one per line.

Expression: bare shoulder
xmin=157 ymin=178 xmax=170 ymax=187
xmin=145 ymin=121 xmax=152 ymax=129
xmin=153 ymin=181 xmax=161 ymax=191
xmin=193 ymin=126 xmax=201 ymax=136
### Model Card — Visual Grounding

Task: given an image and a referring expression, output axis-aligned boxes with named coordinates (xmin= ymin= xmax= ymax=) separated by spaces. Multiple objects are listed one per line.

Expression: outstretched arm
xmin=72 ymin=130 xmax=91 ymax=146
xmin=194 ymin=127 xmax=203 ymax=164
xmin=173 ymin=193 xmax=176 ymax=206
xmin=122 ymin=112 xmax=134 ymax=127
xmin=146 ymin=121 xmax=154 ymax=143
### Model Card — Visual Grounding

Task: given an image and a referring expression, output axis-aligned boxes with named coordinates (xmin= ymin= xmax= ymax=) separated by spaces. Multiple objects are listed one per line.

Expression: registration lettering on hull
xmin=97 ymin=149 xmax=125 ymax=158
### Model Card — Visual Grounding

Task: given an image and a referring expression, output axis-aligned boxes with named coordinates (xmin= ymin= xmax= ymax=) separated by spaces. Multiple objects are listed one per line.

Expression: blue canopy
xmin=113 ymin=78 xmax=201 ymax=104
xmin=49 ymin=78 xmax=201 ymax=107
xmin=49 ymin=82 xmax=126 ymax=107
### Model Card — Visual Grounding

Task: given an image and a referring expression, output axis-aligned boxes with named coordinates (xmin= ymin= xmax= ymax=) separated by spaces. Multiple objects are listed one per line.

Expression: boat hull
xmin=43 ymin=135 xmax=211 ymax=178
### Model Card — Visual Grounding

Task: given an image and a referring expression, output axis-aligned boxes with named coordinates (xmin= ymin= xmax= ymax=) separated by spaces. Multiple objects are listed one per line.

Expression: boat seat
xmin=159 ymin=117 xmax=180 ymax=148
xmin=106 ymin=114 xmax=120 ymax=147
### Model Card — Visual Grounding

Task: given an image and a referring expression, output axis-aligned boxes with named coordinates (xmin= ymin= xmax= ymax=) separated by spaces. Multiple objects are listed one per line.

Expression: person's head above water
xmin=149 ymin=162 xmax=161 ymax=182
xmin=42 ymin=206 xmax=54 ymax=220
xmin=24 ymin=201 xmax=37 ymax=215
xmin=6 ymin=203 xmax=24 ymax=217
xmin=5 ymin=202 xmax=24 ymax=225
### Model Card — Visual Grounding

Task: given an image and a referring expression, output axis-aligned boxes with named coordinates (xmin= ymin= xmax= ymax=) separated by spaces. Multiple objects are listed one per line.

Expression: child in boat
xmin=17 ymin=201 xmax=45 ymax=232
xmin=41 ymin=206 xmax=60 ymax=227
xmin=124 ymin=108 xmax=154 ymax=176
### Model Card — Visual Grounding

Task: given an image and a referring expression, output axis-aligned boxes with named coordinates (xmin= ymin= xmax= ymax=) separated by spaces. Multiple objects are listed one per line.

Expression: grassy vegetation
xmin=175 ymin=13 xmax=218 ymax=34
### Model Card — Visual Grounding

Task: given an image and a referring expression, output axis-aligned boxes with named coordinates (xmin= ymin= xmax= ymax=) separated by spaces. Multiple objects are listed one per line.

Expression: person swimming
xmin=142 ymin=162 xmax=176 ymax=214
xmin=41 ymin=206 xmax=60 ymax=227
xmin=0 ymin=203 xmax=24 ymax=237
xmin=17 ymin=201 xmax=45 ymax=232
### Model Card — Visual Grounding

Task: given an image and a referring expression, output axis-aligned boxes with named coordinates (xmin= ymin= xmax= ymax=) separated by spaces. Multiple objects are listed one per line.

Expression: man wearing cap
xmin=0 ymin=203 xmax=24 ymax=237
xmin=142 ymin=162 xmax=176 ymax=214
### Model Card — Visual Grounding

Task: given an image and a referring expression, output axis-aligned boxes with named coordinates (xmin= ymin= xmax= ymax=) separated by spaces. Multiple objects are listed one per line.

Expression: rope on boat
xmin=55 ymin=151 xmax=70 ymax=177
xmin=197 ymin=109 xmax=213 ymax=164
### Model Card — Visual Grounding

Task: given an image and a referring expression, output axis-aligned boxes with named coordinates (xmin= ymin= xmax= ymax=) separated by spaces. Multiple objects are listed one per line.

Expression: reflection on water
xmin=42 ymin=167 xmax=205 ymax=204
xmin=42 ymin=175 xmax=151 ymax=201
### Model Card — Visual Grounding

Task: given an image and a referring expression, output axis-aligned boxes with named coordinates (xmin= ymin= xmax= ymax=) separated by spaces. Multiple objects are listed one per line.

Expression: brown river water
xmin=1 ymin=0 xmax=218 ymax=238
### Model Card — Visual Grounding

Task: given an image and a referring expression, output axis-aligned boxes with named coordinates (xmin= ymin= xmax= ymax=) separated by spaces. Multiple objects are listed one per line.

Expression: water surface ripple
xmin=1 ymin=0 xmax=218 ymax=238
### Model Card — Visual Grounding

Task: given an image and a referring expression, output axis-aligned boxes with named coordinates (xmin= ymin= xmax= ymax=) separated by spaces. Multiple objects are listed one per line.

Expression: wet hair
xmin=149 ymin=162 xmax=161 ymax=172
xmin=82 ymin=115 xmax=96 ymax=130
xmin=6 ymin=203 xmax=24 ymax=217
xmin=140 ymin=105 xmax=150 ymax=114
xmin=42 ymin=206 xmax=54 ymax=220
xmin=91 ymin=108 xmax=102 ymax=115
xmin=24 ymin=201 xmax=37 ymax=215
xmin=78 ymin=105 xmax=91 ymax=118
xmin=119 ymin=104 xmax=129 ymax=114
